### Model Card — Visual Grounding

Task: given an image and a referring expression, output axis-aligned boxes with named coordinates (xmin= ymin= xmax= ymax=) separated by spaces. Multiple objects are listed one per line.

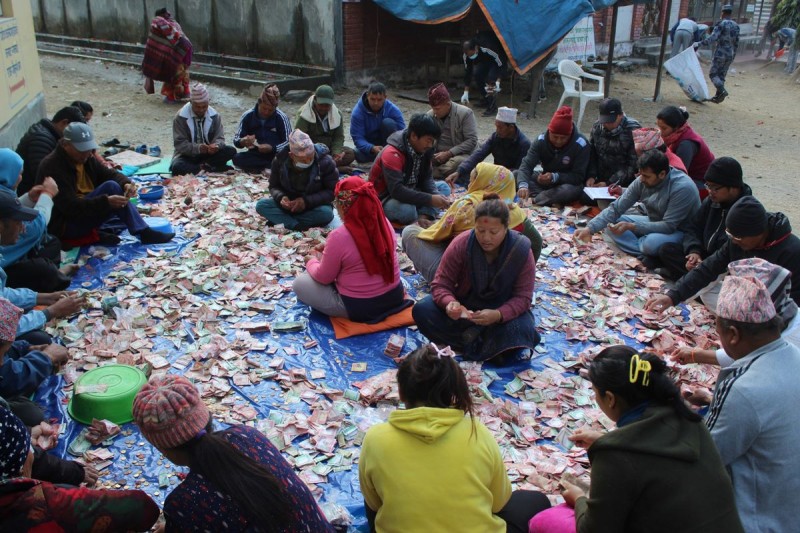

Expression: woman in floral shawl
xmin=402 ymin=162 xmax=541 ymax=282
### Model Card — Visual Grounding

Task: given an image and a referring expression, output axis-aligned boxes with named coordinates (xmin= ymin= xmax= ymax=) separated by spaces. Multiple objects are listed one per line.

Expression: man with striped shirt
xmin=706 ymin=274 xmax=800 ymax=532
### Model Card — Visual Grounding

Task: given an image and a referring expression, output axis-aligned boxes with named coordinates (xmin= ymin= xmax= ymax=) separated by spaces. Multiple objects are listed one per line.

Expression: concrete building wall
xmin=29 ymin=0 xmax=338 ymax=67
xmin=1 ymin=0 xmax=46 ymax=148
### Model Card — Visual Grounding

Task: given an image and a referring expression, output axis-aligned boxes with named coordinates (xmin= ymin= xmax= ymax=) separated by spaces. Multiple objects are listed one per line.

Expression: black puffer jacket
xmin=268 ymin=144 xmax=338 ymax=209
xmin=588 ymin=115 xmax=641 ymax=186
xmin=683 ymin=184 xmax=753 ymax=257
xmin=15 ymin=119 xmax=60 ymax=195
xmin=668 ymin=212 xmax=800 ymax=305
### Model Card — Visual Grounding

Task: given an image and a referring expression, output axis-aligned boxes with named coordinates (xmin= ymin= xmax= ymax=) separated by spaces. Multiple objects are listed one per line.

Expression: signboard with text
xmin=551 ymin=16 xmax=597 ymax=66
xmin=0 ymin=18 xmax=27 ymax=110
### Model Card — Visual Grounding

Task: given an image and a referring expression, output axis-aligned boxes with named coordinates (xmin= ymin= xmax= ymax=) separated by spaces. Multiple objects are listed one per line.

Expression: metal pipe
xmin=654 ymin=0 xmax=674 ymax=101
xmin=605 ymin=4 xmax=619 ymax=98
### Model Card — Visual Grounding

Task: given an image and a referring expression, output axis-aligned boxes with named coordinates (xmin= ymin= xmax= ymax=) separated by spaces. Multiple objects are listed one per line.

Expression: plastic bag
xmin=664 ymin=47 xmax=711 ymax=102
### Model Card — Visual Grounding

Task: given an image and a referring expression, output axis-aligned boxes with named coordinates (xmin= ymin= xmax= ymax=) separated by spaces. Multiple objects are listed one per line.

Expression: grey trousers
xmin=401 ymin=225 xmax=447 ymax=282
xmin=432 ymin=155 xmax=468 ymax=180
xmin=293 ymin=272 xmax=348 ymax=318
xmin=671 ymin=30 xmax=694 ymax=58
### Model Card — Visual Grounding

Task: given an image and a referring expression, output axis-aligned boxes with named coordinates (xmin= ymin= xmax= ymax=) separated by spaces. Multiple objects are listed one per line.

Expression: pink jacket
xmin=307 ymin=218 xmax=400 ymax=298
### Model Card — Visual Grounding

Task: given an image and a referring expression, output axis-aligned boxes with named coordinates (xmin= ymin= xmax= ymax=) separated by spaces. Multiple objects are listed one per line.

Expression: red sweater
xmin=431 ymin=230 xmax=535 ymax=322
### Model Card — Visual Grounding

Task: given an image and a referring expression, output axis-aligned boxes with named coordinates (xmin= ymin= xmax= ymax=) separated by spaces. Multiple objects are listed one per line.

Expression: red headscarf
xmin=335 ymin=176 xmax=396 ymax=283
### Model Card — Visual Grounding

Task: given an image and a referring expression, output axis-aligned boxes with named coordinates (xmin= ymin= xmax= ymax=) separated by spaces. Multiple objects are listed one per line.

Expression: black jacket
xmin=517 ymin=126 xmax=591 ymax=188
xmin=15 ymin=119 xmax=60 ymax=195
xmin=682 ymin=184 xmax=753 ymax=257
xmin=268 ymin=144 xmax=338 ymax=209
xmin=456 ymin=128 xmax=531 ymax=182
xmin=668 ymin=212 xmax=800 ymax=304
xmin=588 ymin=116 xmax=641 ymax=186
xmin=38 ymin=143 xmax=132 ymax=238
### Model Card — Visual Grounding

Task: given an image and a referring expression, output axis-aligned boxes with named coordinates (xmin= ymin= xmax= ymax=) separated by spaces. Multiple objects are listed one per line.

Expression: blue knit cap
xmin=0 ymin=406 xmax=31 ymax=479
xmin=0 ymin=148 xmax=23 ymax=190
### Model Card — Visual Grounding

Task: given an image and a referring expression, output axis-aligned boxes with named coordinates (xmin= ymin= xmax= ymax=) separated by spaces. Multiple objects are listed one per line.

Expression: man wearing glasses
xmin=646 ymin=196 xmax=800 ymax=313
xmin=655 ymin=157 xmax=750 ymax=280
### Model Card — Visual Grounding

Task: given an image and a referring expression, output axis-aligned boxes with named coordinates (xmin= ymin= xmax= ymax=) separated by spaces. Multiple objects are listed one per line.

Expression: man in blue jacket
xmin=350 ymin=82 xmax=405 ymax=163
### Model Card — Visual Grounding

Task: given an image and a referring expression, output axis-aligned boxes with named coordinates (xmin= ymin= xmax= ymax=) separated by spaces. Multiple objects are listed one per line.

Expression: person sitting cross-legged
xmin=516 ymin=106 xmax=590 ymax=207
xmin=350 ymin=82 xmax=405 ymax=164
xmin=295 ymin=85 xmax=355 ymax=173
xmin=444 ymin=107 xmax=530 ymax=188
xmin=169 ymin=83 xmax=237 ymax=175
xmin=403 ymin=162 xmax=541 ymax=283
xmin=232 ymin=83 xmax=291 ymax=174
xmin=368 ymin=114 xmax=452 ymax=228
xmin=573 ymin=150 xmax=700 ymax=266
xmin=426 ymin=82 xmax=479 ymax=180
xmin=412 ymin=194 xmax=540 ymax=361
xmin=36 ymin=123 xmax=174 ymax=246
xmin=255 ymin=130 xmax=338 ymax=231
xmin=293 ymin=176 xmax=411 ymax=323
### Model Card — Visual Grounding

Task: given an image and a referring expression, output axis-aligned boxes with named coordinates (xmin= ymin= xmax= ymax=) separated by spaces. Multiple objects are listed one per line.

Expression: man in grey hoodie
xmin=574 ymin=149 xmax=700 ymax=261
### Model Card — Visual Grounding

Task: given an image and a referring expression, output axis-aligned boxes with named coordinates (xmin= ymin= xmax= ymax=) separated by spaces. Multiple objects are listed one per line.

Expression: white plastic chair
xmin=556 ymin=60 xmax=605 ymax=129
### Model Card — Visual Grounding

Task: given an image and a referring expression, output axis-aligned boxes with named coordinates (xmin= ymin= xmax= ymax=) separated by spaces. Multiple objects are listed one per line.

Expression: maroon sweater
xmin=430 ymin=230 xmax=535 ymax=322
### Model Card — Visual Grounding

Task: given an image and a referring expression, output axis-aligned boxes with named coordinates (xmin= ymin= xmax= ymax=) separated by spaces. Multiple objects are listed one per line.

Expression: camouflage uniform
xmin=702 ymin=17 xmax=740 ymax=102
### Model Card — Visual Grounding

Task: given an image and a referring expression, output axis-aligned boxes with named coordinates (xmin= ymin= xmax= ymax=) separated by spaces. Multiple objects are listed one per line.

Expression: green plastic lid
xmin=68 ymin=365 xmax=148 ymax=425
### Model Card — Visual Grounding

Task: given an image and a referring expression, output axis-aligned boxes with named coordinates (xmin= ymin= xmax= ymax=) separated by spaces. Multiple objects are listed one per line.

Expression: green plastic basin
xmin=68 ymin=365 xmax=148 ymax=425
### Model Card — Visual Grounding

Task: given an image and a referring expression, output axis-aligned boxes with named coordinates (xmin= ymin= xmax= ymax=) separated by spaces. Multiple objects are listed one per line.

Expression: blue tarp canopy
xmin=372 ymin=0 xmax=595 ymax=73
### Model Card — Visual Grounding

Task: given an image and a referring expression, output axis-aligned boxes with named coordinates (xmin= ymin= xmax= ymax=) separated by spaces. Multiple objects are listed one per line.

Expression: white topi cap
xmin=495 ymin=106 xmax=518 ymax=124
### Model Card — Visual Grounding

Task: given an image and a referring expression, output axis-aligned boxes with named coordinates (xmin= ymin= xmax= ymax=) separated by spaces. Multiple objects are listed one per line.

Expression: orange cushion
xmin=329 ymin=306 xmax=415 ymax=339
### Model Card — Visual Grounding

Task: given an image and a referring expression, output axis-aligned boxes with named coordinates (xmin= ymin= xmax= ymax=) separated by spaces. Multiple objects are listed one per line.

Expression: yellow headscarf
xmin=418 ymin=162 xmax=528 ymax=242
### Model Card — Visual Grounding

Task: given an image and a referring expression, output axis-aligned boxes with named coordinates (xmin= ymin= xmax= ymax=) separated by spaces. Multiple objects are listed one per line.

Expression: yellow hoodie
xmin=359 ymin=406 xmax=511 ymax=533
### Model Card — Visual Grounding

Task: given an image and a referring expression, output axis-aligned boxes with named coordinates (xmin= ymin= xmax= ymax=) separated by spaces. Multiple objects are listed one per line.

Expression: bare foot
xmin=59 ymin=264 xmax=80 ymax=277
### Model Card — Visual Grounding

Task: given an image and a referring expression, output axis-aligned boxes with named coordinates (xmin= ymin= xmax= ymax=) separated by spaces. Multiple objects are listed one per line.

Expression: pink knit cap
xmin=190 ymin=83 xmax=209 ymax=104
xmin=0 ymin=297 xmax=23 ymax=342
xmin=288 ymin=129 xmax=314 ymax=158
xmin=717 ymin=275 xmax=777 ymax=323
xmin=133 ymin=374 xmax=210 ymax=449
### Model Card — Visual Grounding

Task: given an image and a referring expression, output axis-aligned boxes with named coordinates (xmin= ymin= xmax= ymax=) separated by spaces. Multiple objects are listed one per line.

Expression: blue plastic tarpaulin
xmin=372 ymin=0 xmax=473 ymax=24
xmin=371 ymin=0 xmax=595 ymax=74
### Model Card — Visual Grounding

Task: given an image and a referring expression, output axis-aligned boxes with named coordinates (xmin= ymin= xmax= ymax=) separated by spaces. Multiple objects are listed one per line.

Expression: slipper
xmin=149 ymin=146 xmax=161 ymax=157
xmin=135 ymin=144 xmax=148 ymax=154
xmin=102 ymin=138 xmax=120 ymax=147
xmin=103 ymin=147 xmax=120 ymax=156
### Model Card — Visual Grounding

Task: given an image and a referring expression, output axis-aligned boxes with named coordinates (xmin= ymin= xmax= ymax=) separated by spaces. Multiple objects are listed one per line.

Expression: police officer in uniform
xmin=696 ymin=4 xmax=739 ymax=103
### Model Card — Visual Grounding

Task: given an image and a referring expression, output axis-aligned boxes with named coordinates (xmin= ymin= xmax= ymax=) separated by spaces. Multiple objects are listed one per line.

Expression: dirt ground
xmin=38 ymin=53 xmax=800 ymax=221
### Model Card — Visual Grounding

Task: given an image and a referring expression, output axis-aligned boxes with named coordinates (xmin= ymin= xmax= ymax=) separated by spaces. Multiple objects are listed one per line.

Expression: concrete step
xmin=35 ymin=33 xmax=334 ymax=94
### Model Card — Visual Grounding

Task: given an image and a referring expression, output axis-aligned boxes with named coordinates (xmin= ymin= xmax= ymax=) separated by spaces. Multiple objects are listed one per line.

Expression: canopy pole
xmin=605 ymin=3 xmax=619 ymax=97
xmin=653 ymin=0 xmax=673 ymax=102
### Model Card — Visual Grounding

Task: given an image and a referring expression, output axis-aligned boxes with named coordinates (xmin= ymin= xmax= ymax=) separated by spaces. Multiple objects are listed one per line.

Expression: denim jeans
xmin=604 ymin=214 xmax=684 ymax=258
xmin=383 ymin=181 xmax=451 ymax=225
xmin=62 ymin=181 xmax=149 ymax=239
xmin=255 ymin=198 xmax=334 ymax=231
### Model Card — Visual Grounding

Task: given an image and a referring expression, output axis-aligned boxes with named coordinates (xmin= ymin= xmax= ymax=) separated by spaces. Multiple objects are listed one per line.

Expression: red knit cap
xmin=548 ymin=106 xmax=574 ymax=136
xmin=133 ymin=375 xmax=210 ymax=449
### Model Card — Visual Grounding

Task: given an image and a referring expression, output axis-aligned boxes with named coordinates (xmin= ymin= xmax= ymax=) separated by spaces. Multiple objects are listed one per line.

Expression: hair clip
xmin=629 ymin=353 xmax=652 ymax=386
xmin=430 ymin=343 xmax=456 ymax=359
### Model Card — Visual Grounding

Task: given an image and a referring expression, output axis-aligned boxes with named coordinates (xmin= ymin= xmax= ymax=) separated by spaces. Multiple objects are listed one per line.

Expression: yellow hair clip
xmin=629 ymin=353 xmax=652 ymax=386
